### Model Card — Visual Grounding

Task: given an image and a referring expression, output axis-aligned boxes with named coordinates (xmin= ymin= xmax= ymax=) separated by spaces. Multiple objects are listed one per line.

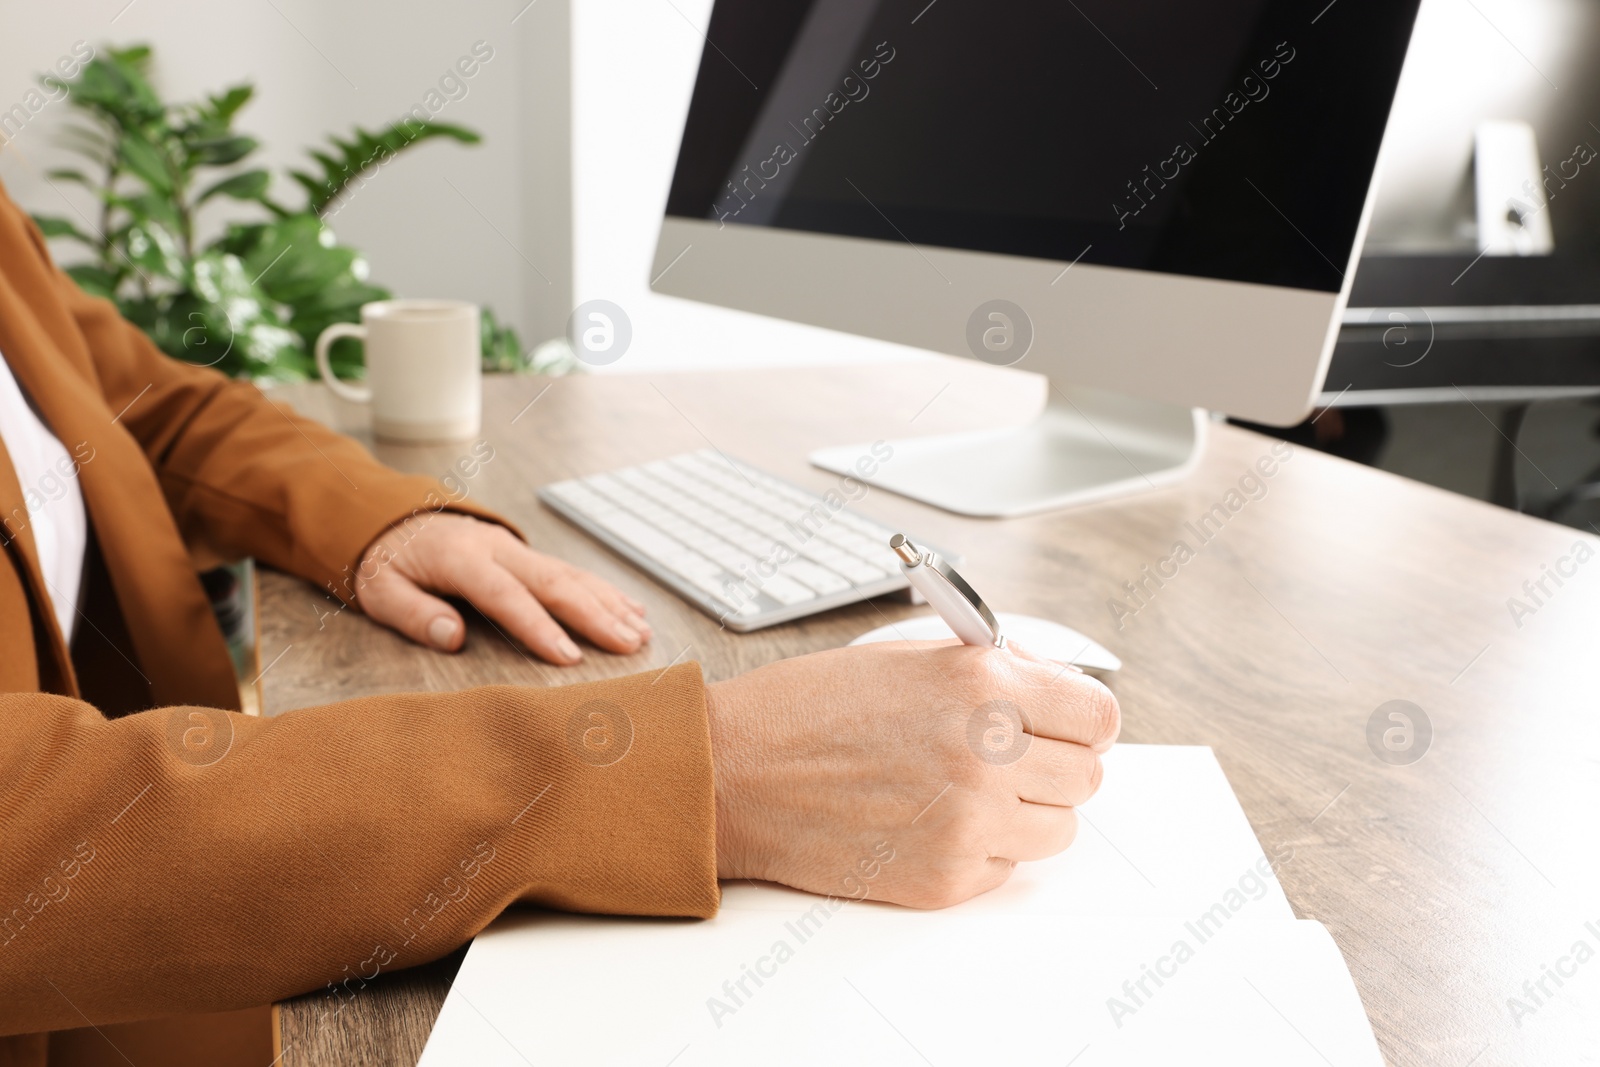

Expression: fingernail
xmin=558 ymin=636 xmax=582 ymax=661
xmin=427 ymin=616 xmax=459 ymax=649
xmin=614 ymin=621 xmax=641 ymax=645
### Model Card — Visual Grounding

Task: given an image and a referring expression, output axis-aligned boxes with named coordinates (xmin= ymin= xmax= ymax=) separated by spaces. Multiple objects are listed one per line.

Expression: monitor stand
xmin=810 ymin=384 xmax=1207 ymax=518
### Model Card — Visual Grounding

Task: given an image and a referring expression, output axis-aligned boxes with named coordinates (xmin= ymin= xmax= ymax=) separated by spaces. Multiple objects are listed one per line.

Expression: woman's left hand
xmin=354 ymin=513 xmax=651 ymax=664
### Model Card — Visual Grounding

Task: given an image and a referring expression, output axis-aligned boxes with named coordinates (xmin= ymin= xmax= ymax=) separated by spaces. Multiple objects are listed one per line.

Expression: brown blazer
xmin=0 ymin=182 xmax=719 ymax=1059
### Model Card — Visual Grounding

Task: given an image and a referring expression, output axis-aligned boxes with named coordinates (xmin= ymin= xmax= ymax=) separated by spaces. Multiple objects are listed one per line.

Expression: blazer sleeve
xmin=17 ymin=198 xmax=502 ymax=607
xmin=0 ymin=662 xmax=720 ymax=1035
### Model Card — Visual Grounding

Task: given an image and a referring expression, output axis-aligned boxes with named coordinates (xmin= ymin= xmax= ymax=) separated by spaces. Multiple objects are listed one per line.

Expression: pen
xmin=889 ymin=533 xmax=1007 ymax=649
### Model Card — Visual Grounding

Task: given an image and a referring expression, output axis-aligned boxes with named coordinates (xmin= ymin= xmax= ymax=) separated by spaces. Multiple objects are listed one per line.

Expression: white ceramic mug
xmin=315 ymin=299 xmax=481 ymax=442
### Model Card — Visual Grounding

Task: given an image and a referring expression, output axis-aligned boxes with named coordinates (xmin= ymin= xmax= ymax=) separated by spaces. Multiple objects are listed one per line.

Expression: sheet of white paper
xmin=721 ymin=744 xmax=1296 ymax=920
xmin=420 ymin=913 xmax=1380 ymax=1066
xmin=418 ymin=746 xmax=1370 ymax=1067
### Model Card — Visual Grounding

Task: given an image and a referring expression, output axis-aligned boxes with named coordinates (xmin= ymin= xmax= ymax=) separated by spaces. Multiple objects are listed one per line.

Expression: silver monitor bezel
xmin=650 ymin=209 xmax=1370 ymax=426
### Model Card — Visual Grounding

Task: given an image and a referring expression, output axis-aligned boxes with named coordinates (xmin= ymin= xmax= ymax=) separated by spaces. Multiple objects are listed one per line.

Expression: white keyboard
xmin=539 ymin=451 xmax=946 ymax=631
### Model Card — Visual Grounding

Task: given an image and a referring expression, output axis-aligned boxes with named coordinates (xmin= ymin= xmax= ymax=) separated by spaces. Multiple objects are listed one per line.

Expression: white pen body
xmin=900 ymin=561 xmax=1002 ymax=647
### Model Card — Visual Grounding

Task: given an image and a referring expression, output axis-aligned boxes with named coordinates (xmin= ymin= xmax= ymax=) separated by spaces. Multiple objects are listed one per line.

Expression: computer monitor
xmin=651 ymin=0 xmax=1424 ymax=516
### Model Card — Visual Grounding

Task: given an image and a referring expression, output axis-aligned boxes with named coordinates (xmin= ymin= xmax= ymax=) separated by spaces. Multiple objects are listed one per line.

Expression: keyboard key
xmin=782 ymin=559 xmax=852 ymax=595
xmin=753 ymin=574 xmax=816 ymax=605
xmin=684 ymin=574 xmax=747 ymax=613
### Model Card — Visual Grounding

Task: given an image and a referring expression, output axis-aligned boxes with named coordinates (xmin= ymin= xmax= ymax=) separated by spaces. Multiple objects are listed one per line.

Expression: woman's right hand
xmin=704 ymin=639 xmax=1120 ymax=909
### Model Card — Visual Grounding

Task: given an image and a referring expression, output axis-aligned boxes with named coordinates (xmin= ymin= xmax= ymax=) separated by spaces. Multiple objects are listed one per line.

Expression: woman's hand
xmin=354 ymin=513 xmax=651 ymax=664
xmin=706 ymin=639 xmax=1119 ymax=908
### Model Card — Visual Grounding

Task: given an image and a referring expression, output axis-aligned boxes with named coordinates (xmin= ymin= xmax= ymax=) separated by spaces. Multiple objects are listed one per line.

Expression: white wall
xmin=0 ymin=0 xmax=564 ymax=345
xmin=570 ymin=0 xmax=925 ymax=373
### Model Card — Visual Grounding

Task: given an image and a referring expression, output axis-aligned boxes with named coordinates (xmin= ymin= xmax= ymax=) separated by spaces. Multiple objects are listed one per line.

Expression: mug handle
xmin=314 ymin=322 xmax=373 ymax=403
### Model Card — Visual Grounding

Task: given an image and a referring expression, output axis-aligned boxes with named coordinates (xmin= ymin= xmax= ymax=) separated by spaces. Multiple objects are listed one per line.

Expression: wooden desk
xmin=264 ymin=360 xmax=1600 ymax=1067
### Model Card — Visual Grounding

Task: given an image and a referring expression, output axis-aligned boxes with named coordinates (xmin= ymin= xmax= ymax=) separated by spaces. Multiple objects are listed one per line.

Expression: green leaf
xmin=119 ymin=132 xmax=173 ymax=195
xmin=44 ymin=168 xmax=96 ymax=188
xmin=286 ymin=170 xmax=333 ymax=208
xmin=189 ymin=134 xmax=257 ymax=167
xmin=198 ymin=169 xmax=271 ymax=204
xmin=112 ymin=44 xmax=153 ymax=69
xmin=108 ymin=190 xmax=183 ymax=233
xmin=208 ymin=221 xmax=271 ymax=260
xmin=54 ymin=123 xmax=114 ymax=165
xmin=400 ymin=118 xmax=482 ymax=146
xmin=285 ymin=276 xmax=388 ymax=343
xmin=299 ymin=119 xmax=481 ymax=215
xmin=525 ymin=336 xmax=581 ymax=376
xmin=122 ymin=219 xmax=186 ymax=280
xmin=309 ymin=149 xmax=346 ymax=179
xmin=208 ymin=84 xmax=254 ymax=122
xmin=65 ymin=264 xmax=118 ymax=300
xmin=479 ymin=306 xmax=526 ymax=373
xmin=67 ymin=48 xmax=164 ymax=128
xmin=241 ymin=215 xmax=356 ymax=304
xmin=31 ymin=215 xmax=95 ymax=245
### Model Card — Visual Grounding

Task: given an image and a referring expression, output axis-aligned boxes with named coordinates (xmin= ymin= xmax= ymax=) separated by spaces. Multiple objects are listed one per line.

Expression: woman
xmin=0 ymin=181 xmax=1115 ymax=1064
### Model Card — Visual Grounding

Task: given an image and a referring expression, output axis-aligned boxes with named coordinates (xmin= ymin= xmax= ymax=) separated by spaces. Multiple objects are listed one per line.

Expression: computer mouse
xmin=849 ymin=612 xmax=1121 ymax=671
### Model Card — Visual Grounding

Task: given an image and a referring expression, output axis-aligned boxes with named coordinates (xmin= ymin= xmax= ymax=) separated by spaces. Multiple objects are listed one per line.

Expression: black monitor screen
xmin=665 ymin=0 xmax=1422 ymax=294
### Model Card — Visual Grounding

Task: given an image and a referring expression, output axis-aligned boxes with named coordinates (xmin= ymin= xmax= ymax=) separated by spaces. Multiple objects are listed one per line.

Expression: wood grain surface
xmin=265 ymin=359 xmax=1600 ymax=1067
